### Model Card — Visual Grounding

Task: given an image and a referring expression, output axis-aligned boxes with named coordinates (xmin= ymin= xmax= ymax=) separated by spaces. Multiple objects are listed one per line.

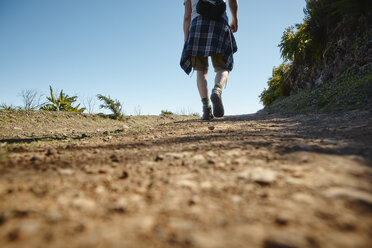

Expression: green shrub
xmin=267 ymin=71 xmax=372 ymax=113
xmin=0 ymin=103 xmax=18 ymax=111
xmin=40 ymin=86 xmax=85 ymax=112
xmin=279 ymin=24 xmax=311 ymax=63
xmin=97 ymin=94 xmax=123 ymax=119
xmin=160 ymin=110 xmax=174 ymax=116
xmin=260 ymin=63 xmax=291 ymax=106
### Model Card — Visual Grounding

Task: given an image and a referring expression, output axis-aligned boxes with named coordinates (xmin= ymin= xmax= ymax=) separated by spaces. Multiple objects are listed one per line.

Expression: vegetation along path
xmin=0 ymin=110 xmax=372 ymax=248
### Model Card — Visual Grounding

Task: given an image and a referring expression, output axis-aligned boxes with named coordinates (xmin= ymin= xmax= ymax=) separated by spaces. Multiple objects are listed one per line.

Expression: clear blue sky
xmin=0 ymin=0 xmax=306 ymax=115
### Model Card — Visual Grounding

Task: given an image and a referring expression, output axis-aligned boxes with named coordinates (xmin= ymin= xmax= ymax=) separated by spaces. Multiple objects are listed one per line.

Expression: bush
xmin=261 ymin=0 xmax=372 ymax=107
xmin=260 ymin=63 xmax=291 ymax=106
xmin=97 ymin=94 xmax=124 ymax=119
xmin=40 ymin=86 xmax=85 ymax=112
xmin=160 ymin=110 xmax=174 ymax=116
xmin=0 ymin=103 xmax=18 ymax=111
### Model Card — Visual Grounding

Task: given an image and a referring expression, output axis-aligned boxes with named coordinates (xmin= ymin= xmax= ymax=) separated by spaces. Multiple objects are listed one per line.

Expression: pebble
xmin=191 ymin=154 xmax=206 ymax=163
xmin=8 ymin=220 xmax=40 ymax=241
xmin=164 ymin=152 xmax=190 ymax=159
xmin=263 ymin=238 xmax=298 ymax=248
xmin=231 ymin=195 xmax=243 ymax=203
xmin=237 ymin=169 xmax=251 ymax=180
xmin=208 ymin=126 xmax=215 ymax=131
xmin=154 ymin=155 xmax=164 ymax=162
xmin=176 ymin=180 xmax=198 ymax=190
xmin=291 ymin=193 xmax=315 ymax=205
xmin=263 ymin=234 xmax=302 ymax=248
xmin=71 ymin=197 xmax=96 ymax=211
xmin=58 ymin=169 xmax=74 ymax=175
xmin=46 ymin=212 xmax=62 ymax=223
xmin=323 ymin=187 xmax=372 ymax=207
xmin=136 ymin=215 xmax=155 ymax=232
xmin=119 ymin=170 xmax=129 ymax=180
xmin=250 ymin=168 xmax=277 ymax=185
xmin=200 ymin=181 xmax=213 ymax=189
xmin=110 ymin=154 xmax=119 ymax=162
xmin=169 ymin=218 xmax=193 ymax=231
xmin=225 ymin=149 xmax=243 ymax=157
xmin=94 ymin=186 xmax=106 ymax=194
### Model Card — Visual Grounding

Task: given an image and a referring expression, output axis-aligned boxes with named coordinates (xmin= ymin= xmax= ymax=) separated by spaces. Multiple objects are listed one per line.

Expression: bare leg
xmin=211 ymin=70 xmax=228 ymax=118
xmin=214 ymin=70 xmax=229 ymax=88
xmin=197 ymin=70 xmax=208 ymax=98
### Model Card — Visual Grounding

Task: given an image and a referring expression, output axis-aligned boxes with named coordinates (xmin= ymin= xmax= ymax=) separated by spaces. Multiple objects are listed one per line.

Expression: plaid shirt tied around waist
xmin=180 ymin=15 xmax=238 ymax=75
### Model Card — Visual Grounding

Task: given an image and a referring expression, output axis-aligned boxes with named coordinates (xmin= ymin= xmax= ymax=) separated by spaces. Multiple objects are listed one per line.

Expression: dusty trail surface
xmin=0 ymin=110 xmax=372 ymax=248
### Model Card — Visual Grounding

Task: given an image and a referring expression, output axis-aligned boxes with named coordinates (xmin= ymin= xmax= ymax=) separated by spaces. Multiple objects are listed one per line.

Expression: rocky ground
xmin=0 ymin=110 xmax=371 ymax=248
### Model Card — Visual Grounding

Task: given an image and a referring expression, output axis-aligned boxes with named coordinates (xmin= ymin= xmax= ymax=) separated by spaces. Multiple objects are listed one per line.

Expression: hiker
xmin=181 ymin=0 xmax=238 ymax=120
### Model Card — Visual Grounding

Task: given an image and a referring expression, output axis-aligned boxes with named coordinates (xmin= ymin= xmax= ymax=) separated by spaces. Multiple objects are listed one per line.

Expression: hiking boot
xmin=211 ymin=88 xmax=224 ymax=117
xmin=202 ymin=106 xmax=214 ymax=121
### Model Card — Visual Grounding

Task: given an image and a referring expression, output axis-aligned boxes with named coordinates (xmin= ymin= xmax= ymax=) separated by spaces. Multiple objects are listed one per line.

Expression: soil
xmin=0 ymin=110 xmax=372 ymax=248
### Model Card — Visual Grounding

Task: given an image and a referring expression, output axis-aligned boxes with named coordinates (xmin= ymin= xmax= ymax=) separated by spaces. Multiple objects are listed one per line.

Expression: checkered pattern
xmin=180 ymin=15 xmax=237 ymax=75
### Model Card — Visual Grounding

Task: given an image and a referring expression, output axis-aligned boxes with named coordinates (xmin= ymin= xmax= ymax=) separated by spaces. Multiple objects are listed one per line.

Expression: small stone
xmin=71 ymin=197 xmax=96 ymax=211
xmin=110 ymin=198 xmax=128 ymax=213
xmin=250 ymin=168 xmax=277 ymax=186
xmin=263 ymin=235 xmax=301 ymax=248
xmin=46 ymin=212 xmax=62 ymax=223
xmin=30 ymin=156 xmax=38 ymax=163
xmin=119 ymin=171 xmax=129 ymax=180
xmin=81 ymin=133 xmax=88 ymax=138
xmin=45 ymin=149 xmax=54 ymax=156
xmin=8 ymin=220 xmax=40 ymax=241
xmin=291 ymin=193 xmax=315 ymax=205
xmin=206 ymin=151 xmax=217 ymax=157
xmin=323 ymin=187 xmax=372 ymax=207
xmin=136 ymin=215 xmax=155 ymax=232
xmin=94 ymin=186 xmax=106 ymax=194
xmin=275 ymin=214 xmax=290 ymax=226
xmin=122 ymin=125 xmax=130 ymax=129
xmin=237 ymin=169 xmax=251 ymax=180
xmin=0 ymin=215 xmax=6 ymax=225
xmin=231 ymin=195 xmax=243 ymax=203
xmin=155 ymin=155 xmax=164 ymax=162
xmin=164 ymin=152 xmax=190 ymax=159
xmin=169 ymin=218 xmax=193 ymax=231
xmin=176 ymin=180 xmax=198 ymax=190
xmin=263 ymin=238 xmax=298 ymax=248
xmin=225 ymin=149 xmax=242 ymax=157
xmin=208 ymin=126 xmax=215 ymax=131
xmin=110 ymin=154 xmax=119 ymax=162
xmin=200 ymin=181 xmax=212 ymax=189
xmin=191 ymin=154 xmax=206 ymax=163
xmin=58 ymin=169 xmax=74 ymax=175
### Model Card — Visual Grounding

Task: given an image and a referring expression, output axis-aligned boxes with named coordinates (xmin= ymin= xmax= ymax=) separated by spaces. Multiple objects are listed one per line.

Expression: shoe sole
xmin=211 ymin=92 xmax=224 ymax=117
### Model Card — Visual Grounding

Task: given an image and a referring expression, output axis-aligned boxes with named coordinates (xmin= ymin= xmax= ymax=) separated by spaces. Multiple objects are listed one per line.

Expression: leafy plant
xmin=279 ymin=24 xmax=310 ymax=63
xmin=97 ymin=94 xmax=123 ymax=119
xmin=40 ymin=86 xmax=85 ymax=112
xmin=260 ymin=63 xmax=291 ymax=106
xmin=261 ymin=0 xmax=372 ymax=107
xmin=0 ymin=103 xmax=20 ymax=110
xmin=266 ymin=70 xmax=372 ymax=113
xmin=160 ymin=110 xmax=174 ymax=116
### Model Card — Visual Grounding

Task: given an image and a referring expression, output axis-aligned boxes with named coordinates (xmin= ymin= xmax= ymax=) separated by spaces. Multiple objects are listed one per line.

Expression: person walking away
xmin=180 ymin=0 xmax=238 ymax=120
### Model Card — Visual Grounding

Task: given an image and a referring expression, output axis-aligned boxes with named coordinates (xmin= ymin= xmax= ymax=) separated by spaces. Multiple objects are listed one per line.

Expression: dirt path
xmin=0 ymin=110 xmax=372 ymax=248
